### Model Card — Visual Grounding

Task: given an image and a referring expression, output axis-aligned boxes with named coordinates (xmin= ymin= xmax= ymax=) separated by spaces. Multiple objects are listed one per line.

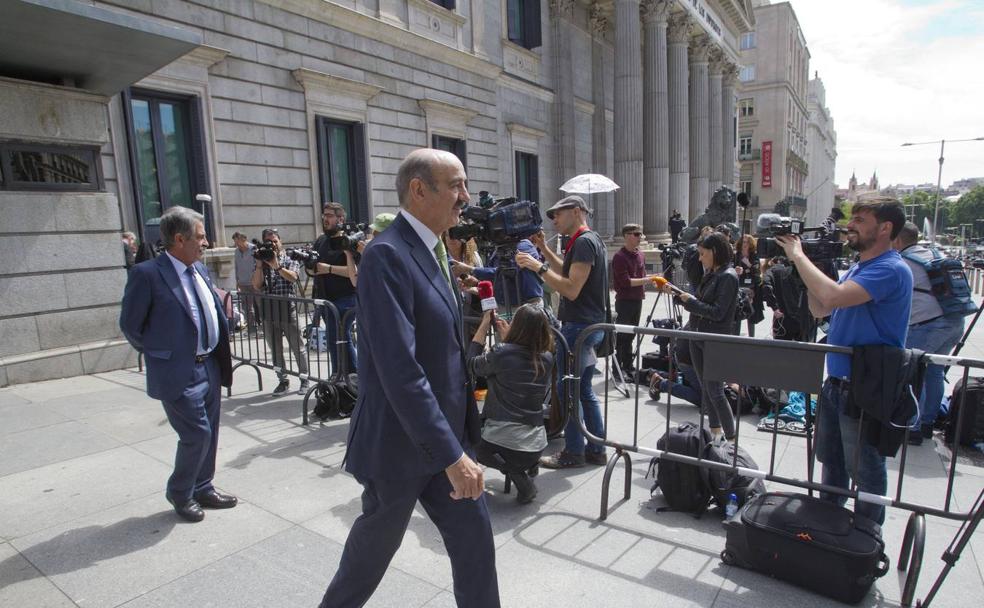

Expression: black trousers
xmin=320 ymin=472 xmax=500 ymax=608
xmin=475 ymin=439 xmax=542 ymax=475
xmin=615 ymin=299 xmax=643 ymax=370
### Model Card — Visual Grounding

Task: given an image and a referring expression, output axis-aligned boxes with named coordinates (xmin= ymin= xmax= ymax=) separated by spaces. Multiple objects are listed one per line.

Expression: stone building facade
xmin=737 ymin=0 xmax=809 ymax=219
xmin=0 ymin=0 xmax=753 ymax=386
xmin=804 ymin=74 xmax=836 ymax=228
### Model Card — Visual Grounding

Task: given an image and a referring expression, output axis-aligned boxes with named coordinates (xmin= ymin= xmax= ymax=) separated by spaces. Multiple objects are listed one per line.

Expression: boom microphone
xmin=477 ymin=280 xmax=497 ymax=314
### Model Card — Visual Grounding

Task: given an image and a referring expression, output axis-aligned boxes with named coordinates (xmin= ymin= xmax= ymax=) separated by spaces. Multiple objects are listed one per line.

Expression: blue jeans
xmin=816 ymin=378 xmax=887 ymax=525
xmin=560 ymin=322 xmax=606 ymax=456
xmin=659 ymin=364 xmax=702 ymax=406
xmin=906 ymin=314 xmax=965 ymax=426
xmin=314 ymin=295 xmax=358 ymax=374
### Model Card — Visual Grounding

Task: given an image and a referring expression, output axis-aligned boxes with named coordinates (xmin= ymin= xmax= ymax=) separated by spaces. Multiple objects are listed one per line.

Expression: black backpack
xmin=647 ymin=422 xmax=713 ymax=515
xmin=945 ymin=376 xmax=984 ymax=445
xmin=702 ymin=441 xmax=767 ymax=513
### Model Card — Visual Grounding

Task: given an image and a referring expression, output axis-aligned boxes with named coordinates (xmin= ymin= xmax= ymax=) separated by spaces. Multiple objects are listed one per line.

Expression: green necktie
xmin=433 ymin=239 xmax=454 ymax=295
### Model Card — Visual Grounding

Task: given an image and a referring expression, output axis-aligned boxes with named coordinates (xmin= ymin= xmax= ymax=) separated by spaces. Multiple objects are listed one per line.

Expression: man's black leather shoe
xmin=194 ymin=490 xmax=238 ymax=509
xmin=168 ymin=497 xmax=205 ymax=522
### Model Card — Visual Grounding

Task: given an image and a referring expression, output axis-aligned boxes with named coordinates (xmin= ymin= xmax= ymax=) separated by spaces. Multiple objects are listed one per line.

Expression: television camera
xmin=329 ymin=222 xmax=368 ymax=253
xmin=755 ymin=213 xmax=844 ymax=263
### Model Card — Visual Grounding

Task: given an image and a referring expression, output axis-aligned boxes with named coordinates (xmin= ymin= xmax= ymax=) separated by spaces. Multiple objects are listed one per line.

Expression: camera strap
xmin=564 ymin=226 xmax=590 ymax=255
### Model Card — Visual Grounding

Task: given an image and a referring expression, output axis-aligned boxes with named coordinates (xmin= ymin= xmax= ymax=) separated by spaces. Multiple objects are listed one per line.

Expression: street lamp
xmin=901 ymin=136 xmax=984 ymax=244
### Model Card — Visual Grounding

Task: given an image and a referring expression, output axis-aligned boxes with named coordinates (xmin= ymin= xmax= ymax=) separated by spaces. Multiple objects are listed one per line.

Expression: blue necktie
xmin=187 ymin=268 xmax=209 ymax=351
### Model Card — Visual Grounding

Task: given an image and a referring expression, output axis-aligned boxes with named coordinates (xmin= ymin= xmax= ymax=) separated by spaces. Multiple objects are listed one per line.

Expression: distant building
xmin=738 ymin=0 xmax=811 ymax=220
xmin=844 ymin=170 xmax=880 ymax=202
xmin=804 ymin=74 xmax=836 ymax=227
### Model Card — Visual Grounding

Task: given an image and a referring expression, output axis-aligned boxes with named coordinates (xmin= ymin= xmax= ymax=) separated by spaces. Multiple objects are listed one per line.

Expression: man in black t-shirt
xmin=310 ymin=202 xmax=358 ymax=373
xmin=517 ymin=195 xmax=608 ymax=469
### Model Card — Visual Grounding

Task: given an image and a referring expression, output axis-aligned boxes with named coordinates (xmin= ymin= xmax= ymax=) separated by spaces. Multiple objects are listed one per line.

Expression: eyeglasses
xmin=629 ymin=232 xmax=643 ymax=237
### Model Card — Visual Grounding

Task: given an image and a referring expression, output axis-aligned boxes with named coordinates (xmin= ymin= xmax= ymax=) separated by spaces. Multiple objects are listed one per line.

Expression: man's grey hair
xmin=897 ymin=221 xmax=920 ymax=246
xmin=122 ymin=231 xmax=136 ymax=241
xmin=160 ymin=206 xmax=204 ymax=249
xmin=395 ymin=150 xmax=443 ymax=208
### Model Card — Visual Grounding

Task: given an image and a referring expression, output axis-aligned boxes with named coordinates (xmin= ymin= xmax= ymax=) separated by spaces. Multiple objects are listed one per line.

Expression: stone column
xmin=550 ymin=1 xmax=577 ymax=188
xmin=641 ymin=0 xmax=671 ymax=237
xmin=614 ymin=0 xmax=644 ymax=231
xmin=667 ymin=11 xmax=691 ymax=220
xmin=688 ymin=34 xmax=710 ymax=220
xmin=708 ymin=49 xmax=724 ymax=191
xmin=721 ymin=62 xmax=738 ymax=190
xmin=589 ymin=4 xmax=613 ymax=237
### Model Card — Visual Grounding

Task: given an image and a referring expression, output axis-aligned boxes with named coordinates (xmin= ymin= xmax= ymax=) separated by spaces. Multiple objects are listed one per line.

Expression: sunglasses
xmin=628 ymin=232 xmax=643 ymax=237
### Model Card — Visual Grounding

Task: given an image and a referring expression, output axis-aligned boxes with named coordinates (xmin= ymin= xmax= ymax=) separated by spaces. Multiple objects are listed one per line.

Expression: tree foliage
xmin=950 ymin=186 xmax=984 ymax=230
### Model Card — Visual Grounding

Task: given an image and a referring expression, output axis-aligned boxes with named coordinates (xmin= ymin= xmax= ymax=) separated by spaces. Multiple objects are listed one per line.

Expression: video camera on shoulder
xmin=329 ymin=222 xmax=368 ymax=253
xmin=448 ymin=191 xmax=543 ymax=246
xmin=755 ymin=213 xmax=843 ymax=263
xmin=286 ymin=247 xmax=320 ymax=270
xmin=252 ymin=239 xmax=276 ymax=262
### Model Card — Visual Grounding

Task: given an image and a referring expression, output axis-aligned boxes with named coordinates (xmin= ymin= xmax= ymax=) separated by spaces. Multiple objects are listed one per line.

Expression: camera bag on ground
xmin=901 ymin=248 xmax=978 ymax=317
xmin=313 ymin=376 xmax=357 ymax=420
xmin=721 ymin=492 xmax=889 ymax=604
xmin=944 ymin=375 xmax=984 ymax=446
xmin=701 ymin=441 xmax=766 ymax=512
xmin=646 ymin=422 xmax=713 ymax=516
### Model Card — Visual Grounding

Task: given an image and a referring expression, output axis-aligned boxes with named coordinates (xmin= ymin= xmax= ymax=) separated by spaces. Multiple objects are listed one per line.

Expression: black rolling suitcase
xmin=721 ymin=492 xmax=889 ymax=604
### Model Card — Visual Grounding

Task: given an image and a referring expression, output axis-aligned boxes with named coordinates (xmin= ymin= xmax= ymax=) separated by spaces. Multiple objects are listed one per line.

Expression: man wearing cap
xmin=368 ymin=212 xmax=395 ymax=237
xmin=311 ymin=202 xmax=359 ymax=373
xmin=517 ymin=195 xmax=609 ymax=468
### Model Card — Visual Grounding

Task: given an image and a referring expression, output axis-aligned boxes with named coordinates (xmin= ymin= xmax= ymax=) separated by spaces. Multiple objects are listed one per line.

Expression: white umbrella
xmin=559 ymin=173 xmax=619 ymax=195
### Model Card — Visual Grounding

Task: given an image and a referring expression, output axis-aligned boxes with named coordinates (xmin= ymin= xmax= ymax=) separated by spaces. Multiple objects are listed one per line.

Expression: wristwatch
xmin=537 ymin=262 xmax=550 ymax=276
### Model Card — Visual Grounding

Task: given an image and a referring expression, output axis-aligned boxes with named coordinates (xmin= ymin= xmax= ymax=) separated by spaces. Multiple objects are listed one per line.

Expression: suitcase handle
xmin=875 ymin=552 xmax=890 ymax=578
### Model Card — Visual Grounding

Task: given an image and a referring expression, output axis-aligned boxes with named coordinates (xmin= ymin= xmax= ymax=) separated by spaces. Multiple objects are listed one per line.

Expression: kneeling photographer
xmin=310 ymin=203 xmax=359 ymax=372
xmin=775 ymin=198 xmax=911 ymax=525
xmin=251 ymin=228 xmax=310 ymax=396
xmin=467 ymin=305 xmax=554 ymax=504
xmin=657 ymin=232 xmax=738 ymax=442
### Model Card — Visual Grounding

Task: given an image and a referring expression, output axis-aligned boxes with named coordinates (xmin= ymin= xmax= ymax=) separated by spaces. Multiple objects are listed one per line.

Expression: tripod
xmin=607 ymin=288 xmax=684 ymax=397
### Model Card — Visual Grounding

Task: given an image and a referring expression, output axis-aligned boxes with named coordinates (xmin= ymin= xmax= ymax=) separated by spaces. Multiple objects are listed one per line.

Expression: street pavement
xmin=2 ymin=291 xmax=983 ymax=608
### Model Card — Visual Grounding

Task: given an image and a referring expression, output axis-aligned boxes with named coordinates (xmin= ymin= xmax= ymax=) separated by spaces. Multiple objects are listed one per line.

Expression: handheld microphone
xmin=477 ymin=281 xmax=497 ymax=314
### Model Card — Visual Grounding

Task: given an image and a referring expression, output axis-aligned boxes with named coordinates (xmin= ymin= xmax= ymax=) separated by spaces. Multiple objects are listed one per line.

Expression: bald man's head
xmin=395 ymin=148 xmax=461 ymax=208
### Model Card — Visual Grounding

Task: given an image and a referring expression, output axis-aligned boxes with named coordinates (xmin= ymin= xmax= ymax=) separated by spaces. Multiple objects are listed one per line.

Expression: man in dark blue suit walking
xmin=120 ymin=206 xmax=237 ymax=523
xmin=319 ymin=149 xmax=500 ymax=607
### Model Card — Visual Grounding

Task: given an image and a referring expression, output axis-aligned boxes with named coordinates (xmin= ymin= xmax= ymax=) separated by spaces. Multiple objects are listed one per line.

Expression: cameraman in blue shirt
xmin=777 ymin=197 xmax=911 ymax=525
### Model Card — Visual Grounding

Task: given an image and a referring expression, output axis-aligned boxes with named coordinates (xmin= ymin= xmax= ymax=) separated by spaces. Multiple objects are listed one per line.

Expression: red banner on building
xmin=762 ymin=141 xmax=772 ymax=188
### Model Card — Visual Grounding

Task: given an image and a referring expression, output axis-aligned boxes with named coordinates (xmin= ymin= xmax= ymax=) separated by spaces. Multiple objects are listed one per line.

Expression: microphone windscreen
xmin=477 ymin=280 xmax=497 ymax=312
xmin=756 ymin=213 xmax=782 ymax=230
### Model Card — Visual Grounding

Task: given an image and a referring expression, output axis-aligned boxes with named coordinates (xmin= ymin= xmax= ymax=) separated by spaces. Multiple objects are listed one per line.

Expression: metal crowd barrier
xmin=565 ymin=323 xmax=984 ymax=607
xmin=226 ymin=289 xmax=355 ymax=425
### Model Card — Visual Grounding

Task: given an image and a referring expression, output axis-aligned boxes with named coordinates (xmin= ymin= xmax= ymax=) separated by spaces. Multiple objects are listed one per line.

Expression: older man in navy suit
xmin=319 ymin=149 xmax=499 ymax=607
xmin=120 ymin=206 xmax=236 ymax=523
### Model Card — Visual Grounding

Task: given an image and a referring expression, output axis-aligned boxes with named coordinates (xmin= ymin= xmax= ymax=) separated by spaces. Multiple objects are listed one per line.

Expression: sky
xmin=782 ymin=0 xmax=984 ymax=188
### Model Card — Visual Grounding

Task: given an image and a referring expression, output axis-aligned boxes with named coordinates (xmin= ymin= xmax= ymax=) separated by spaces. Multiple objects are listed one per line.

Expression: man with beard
xmin=777 ymin=197 xmax=911 ymax=525
xmin=311 ymin=202 xmax=358 ymax=372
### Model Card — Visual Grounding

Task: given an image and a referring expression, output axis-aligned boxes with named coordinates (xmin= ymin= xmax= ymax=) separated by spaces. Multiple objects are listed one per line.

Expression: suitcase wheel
xmin=720 ymin=549 xmax=737 ymax=565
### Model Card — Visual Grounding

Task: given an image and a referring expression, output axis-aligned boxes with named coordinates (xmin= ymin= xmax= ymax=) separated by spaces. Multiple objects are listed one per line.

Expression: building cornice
xmin=292 ymin=68 xmax=383 ymax=102
xmin=276 ymin=0 xmax=502 ymax=80
xmin=181 ymin=44 xmax=230 ymax=69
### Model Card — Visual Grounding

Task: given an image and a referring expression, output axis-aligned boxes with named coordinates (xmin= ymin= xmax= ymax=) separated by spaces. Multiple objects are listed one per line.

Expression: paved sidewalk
xmin=2 ymin=294 xmax=983 ymax=608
